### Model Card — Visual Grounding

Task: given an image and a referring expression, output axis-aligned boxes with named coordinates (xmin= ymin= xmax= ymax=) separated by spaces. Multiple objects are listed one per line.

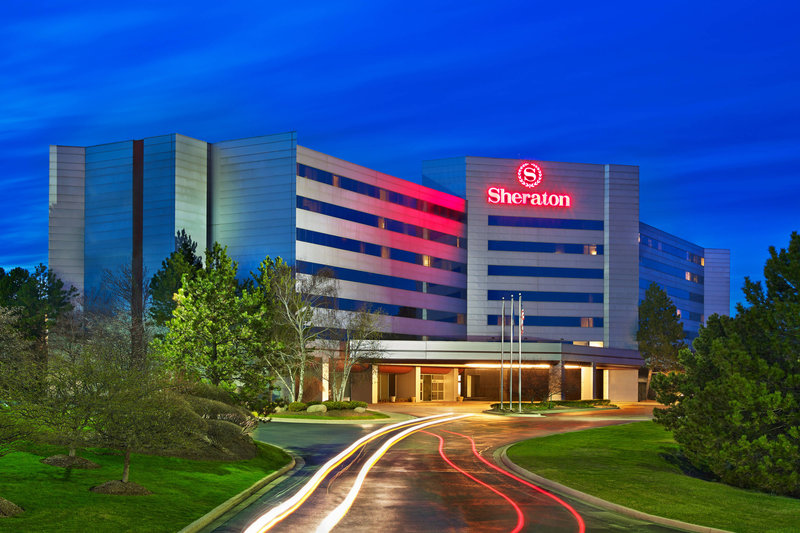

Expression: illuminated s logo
xmin=486 ymin=161 xmax=572 ymax=208
xmin=517 ymin=162 xmax=543 ymax=189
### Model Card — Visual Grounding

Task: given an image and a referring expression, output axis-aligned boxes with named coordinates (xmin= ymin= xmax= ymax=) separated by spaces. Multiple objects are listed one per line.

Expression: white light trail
xmin=243 ymin=413 xmax=463 ymax=533
xmin=314 ymin=413 xmax=474 ymax=533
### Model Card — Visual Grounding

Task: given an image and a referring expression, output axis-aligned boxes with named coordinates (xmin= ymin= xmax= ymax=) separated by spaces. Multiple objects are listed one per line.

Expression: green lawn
xmin=0 ymin=440 xmax=290 ymax=532
xmin=506 ymin=421 xmax=800 ymax=533
xmin=271 ymin=409 xmax=389 ymax=420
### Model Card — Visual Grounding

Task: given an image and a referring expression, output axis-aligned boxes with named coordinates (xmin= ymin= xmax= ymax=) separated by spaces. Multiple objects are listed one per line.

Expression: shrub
xmin=306 ymin=400 xmax=322 ymax=406
xmin=322 ymin=400 xmax=347 ymax=410
xmin=286 ymin=401 xmax=307 ymax=412
xmin=346 ymin=401 xmax=367 ymax=409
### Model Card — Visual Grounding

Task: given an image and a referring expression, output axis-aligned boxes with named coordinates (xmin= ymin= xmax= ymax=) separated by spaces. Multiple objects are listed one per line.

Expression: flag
xmin=520 ymin=308 xmax=525 ymax=336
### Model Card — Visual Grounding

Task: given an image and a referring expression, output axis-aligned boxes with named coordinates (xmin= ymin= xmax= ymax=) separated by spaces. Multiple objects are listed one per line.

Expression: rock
xmin=89 ymin=480 xmax=152 ymax=495
xmin=0 ymin=497 xmax=23 ymax=517
xmin=274 ymin=406 xmax=286 ymax=413
xmin=41 ymin=454 xmax=101 ymax=469
xmin=354 ymin=407 xmax=366 ymax=413
xmin=307 ymin=404 xmax=327 ymax=413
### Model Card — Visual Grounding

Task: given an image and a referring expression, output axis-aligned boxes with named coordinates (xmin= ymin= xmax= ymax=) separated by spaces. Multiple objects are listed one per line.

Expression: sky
xmin=2 ymin=0 xmax=798 ymax=311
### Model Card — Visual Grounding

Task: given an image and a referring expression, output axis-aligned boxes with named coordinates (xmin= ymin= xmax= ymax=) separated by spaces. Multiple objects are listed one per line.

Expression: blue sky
xmin=2 ymin=1 xmax=798 ymax=310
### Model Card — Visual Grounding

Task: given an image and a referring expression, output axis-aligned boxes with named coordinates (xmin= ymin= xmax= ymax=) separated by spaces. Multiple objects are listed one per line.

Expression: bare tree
xmin=251 ymin=258 xmax=337 ymax=402
xmin=102 ymin=263 xmax=151 ymax=366
xmin=324 ymin=306 xmax=385 ymax=402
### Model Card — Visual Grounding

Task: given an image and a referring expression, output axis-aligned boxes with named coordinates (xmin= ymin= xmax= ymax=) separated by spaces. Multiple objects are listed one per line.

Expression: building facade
xmin=49 ymin=132 xmax=730 ymax=403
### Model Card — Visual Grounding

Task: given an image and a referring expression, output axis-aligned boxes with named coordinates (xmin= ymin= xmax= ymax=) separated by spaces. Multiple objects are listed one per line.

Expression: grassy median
xmin=0 ymin=440 xmax=290 ymax=532
xmin=271 ymin=409 xmax=389 ymax=420
xmin=506 ymin=421 xmax=800 ymax=533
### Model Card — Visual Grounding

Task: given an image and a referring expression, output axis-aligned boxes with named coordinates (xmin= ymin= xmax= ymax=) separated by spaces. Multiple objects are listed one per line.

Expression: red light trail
xmin=442 ymin=429 xmax=586 ymax=533
xmin=422 ymin=431 xmax=525 ymax=533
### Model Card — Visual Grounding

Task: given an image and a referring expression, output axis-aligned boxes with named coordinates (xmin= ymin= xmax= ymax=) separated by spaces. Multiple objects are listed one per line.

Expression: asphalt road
xmin=205 ymin=403 xmax=687 ymax=533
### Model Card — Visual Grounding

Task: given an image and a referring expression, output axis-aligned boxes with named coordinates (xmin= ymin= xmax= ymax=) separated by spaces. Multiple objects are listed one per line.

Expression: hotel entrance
xmin=419 ymin=374 xmax=445 ymax=401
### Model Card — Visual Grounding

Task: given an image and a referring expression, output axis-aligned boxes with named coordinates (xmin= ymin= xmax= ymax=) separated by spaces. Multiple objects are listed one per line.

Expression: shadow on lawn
xmin=659 ymin=449 xmax=718 ymax=482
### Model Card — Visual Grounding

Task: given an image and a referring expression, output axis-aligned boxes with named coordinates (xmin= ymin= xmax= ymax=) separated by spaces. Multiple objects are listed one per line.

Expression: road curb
xmin=495 ymin=444 xmax=731 ymax=533
xmin=177 ymin=442 xmax=298 ymax=533
xmin=268 ymin=410 xmax=414 ymax=424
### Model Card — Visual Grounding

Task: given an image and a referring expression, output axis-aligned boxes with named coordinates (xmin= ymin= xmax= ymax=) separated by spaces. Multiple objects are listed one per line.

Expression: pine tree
xmin=150 ymin=230 xmax=203 ymax=326
xmin=637 ymin=282 xmax=685 ymax=399
xmin=157 ymin=243 xmax=251 ymax=388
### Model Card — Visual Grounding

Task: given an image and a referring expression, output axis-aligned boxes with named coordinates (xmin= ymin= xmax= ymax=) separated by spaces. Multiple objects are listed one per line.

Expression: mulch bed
xmin=40 ymin=454 xmax=101 ymax=469
xmin=89 ymin=480 xmax=152 ymax=495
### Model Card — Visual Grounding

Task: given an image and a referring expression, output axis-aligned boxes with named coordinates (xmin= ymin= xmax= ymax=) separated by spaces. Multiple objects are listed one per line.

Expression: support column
xmin=321 ymin=353 xmax=329 ymax=401
xmin=370 ymin=365 xmax=379 ymax=404
xmin=580 ymin=363 xmax=595 ymax=400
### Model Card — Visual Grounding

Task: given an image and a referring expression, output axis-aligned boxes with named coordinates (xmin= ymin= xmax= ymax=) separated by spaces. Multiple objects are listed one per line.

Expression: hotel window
xmin=381 ymin=246 xmax=390 ymax=259
xmin=378 ymin=217 xmax=386 ymax=229
xmin=585 ymin=244 xmax=598 ymax=255
xmin=580 ymin=317 xmax=594 ymax=328
xmin=422 ymin=255 xmax=431 ymax=267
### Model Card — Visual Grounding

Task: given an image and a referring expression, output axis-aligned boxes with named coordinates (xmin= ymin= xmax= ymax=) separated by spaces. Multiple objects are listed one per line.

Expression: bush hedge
xmin=286 ymin=401 xmax=307 ymax=412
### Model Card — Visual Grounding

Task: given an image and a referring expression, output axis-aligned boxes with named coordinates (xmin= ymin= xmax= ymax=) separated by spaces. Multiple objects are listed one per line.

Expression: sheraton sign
xmin=486 ymin=162 xmax=573 ymax=208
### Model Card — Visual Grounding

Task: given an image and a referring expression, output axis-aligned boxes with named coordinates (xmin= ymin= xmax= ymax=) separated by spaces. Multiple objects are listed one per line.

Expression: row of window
xmin=487 ymin=315 xmax=604 ymax=328
xmin=640 ymin=257 xmax=704 ymax=285
xmin=297 ymin=197 xmax=466 ymax=249
xmin=677 ymin=309 xmax=703 ymax=323
xmin=488 ymin=265 xmax=604 ymax=279
xmin=640 ymin=279 xmax=704 ymax=304
xmin=335 ymin=297 xmax=465 ymax=324
xmin=488 ymin=215 xmax=604 ymax=231
xmin=296 ymin=228 xmax=466 ymax=274
xmin=296 ymin=260 xmax=467 ymax=299
xmin=640 ymin=234 xmax=704 ymax=266
xmin=487 ymin=290 xmax=604 ymax=303
xmin=488 ymin=240 xmax=603 ymax=255
xmin=297 ymin=163 xmax=465 ymax=223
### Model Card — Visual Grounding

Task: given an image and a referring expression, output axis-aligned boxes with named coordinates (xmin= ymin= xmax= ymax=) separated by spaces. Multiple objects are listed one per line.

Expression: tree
xmin=157 ymin=243 xmax=252 ymax=388
xmin=653 ymin=232 xmax=800 ymax=497
xmin=252 ymin=258 xmax=336 ymax=402
xmin=637 ymin=282 xmax=685 ymax=399
xmin=0 ymin=307 xmax=36 ymax=456
xmin=0 ymin=264 xmax=77 ymax=358
xmin=91 ymin=349 xmax=203 ymax=487
xmin=150 ymin=230 xmax=203 ymax=326
xmin=324 ymin=305 xmax=385 ymax=402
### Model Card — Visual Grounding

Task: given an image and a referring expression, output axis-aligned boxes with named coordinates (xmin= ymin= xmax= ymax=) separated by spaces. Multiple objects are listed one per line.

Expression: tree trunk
xmin=68 ymin=446 xmax=76 ymax=457
xmin=297 ymin=360 xmax=305 ymax=402
xmin=122 ymin=449 xmax=131 ymax=483
xmin=645 ymin=368 xmax=653 ymax=401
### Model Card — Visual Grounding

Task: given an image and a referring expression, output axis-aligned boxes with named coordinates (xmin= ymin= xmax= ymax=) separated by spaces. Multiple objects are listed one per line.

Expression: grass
xmin=271 ymin=409 xmax=389 ymax=420
xmin=506 ymin=421 xmax=800 ymax=533
xmin=0 ymin=440 xmax=290 ymax=532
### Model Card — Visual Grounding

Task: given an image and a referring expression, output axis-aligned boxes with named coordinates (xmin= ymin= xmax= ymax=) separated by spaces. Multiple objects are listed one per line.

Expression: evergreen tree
xmin=637 ymin=282 xmax=685 ymax=399
xmin=150 ymin=230 xmax=203 ymax=326
xmin=156 ymin=243 xmax=251 ymax=388
xmin=0 ymin=264 xmax=77 ymax=354
xmin=653 ymin=232 xmax=800 ymax=496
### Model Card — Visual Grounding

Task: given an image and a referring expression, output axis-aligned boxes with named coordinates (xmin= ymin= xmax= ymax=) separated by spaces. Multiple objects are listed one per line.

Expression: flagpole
xmin=509 ymin=294 xmax=514 ymax=410
xmin=500 ymin=297 xmax=504 ymax=410
xmin=518 ymin=293 xmax=523 ymax=413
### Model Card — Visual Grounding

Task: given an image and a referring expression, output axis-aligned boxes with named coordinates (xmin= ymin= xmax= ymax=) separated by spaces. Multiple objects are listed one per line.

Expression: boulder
xmin=354 ymin=407 xmax=366 ymax=413
xmin=307 ymin=404 xmax=327 ymax=413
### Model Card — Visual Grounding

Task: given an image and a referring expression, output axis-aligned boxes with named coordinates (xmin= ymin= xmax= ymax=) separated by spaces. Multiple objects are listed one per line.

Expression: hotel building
xmin=49 ymin=132 xmax=730 ymax=403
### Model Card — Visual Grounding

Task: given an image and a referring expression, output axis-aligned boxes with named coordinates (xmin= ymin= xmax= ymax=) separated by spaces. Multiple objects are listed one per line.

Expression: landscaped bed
xmin=506 ymin=421 xmax=800 ymax=533
xmin=489 ymin=399 xmax=618 ymax=412
xmin=0 ymin=440 xmax=290 ymax=532
xmin=269 ymin=400 xmax=390 ymax=420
